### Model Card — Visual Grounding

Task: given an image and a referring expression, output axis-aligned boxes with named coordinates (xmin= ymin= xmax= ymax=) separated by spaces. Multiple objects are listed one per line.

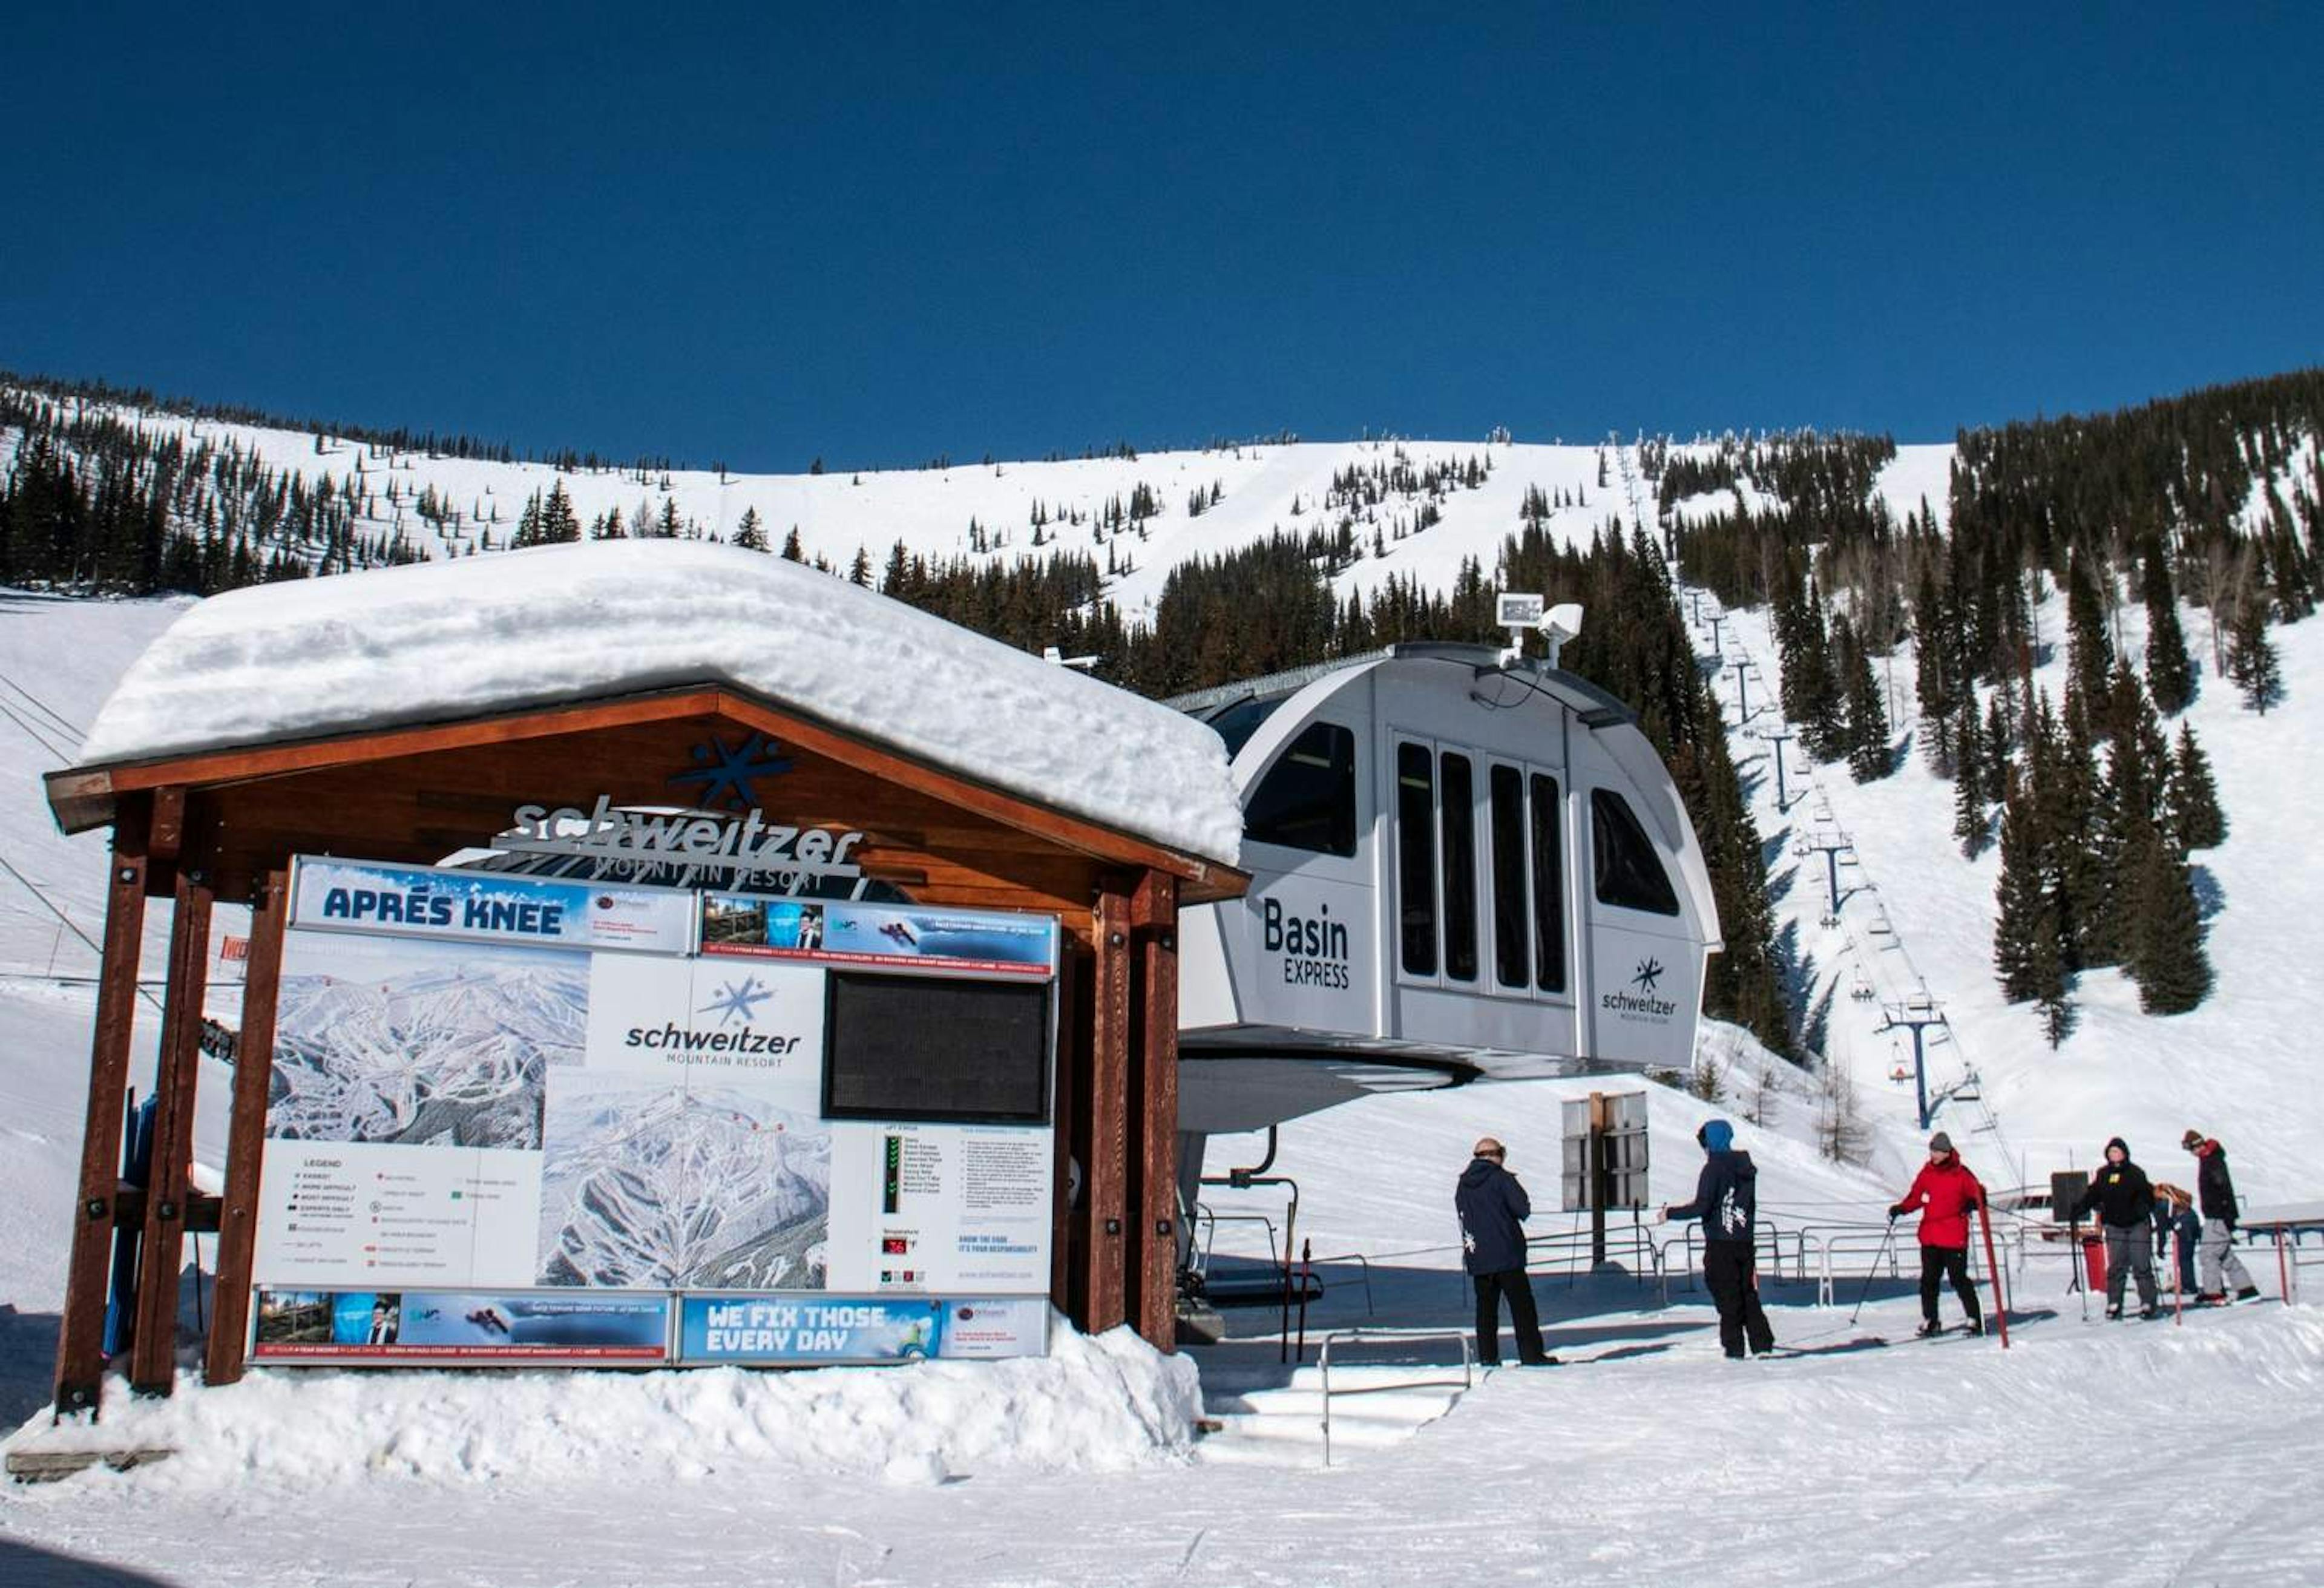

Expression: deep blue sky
xmin=7 ymin=5 xmax=2320 ymax=470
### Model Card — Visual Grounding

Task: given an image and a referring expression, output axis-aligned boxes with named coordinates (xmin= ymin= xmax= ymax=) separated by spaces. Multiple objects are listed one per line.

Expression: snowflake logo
xmin=700 ymin=977 xmax=774 ymax=1026
xmin=1632 ymin=957 xmax=1664 ymax=994
xmin=669 ymin=731 xmax=793 ymax=812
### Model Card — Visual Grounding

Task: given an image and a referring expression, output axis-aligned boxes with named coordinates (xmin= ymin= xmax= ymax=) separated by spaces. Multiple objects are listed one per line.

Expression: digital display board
xmin=822 ymin=973 xmax=1052 ymax=1123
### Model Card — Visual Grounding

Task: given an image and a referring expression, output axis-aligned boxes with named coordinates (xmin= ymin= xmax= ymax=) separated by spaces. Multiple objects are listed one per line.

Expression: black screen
xmin=823 ymin=973 xmax=1052 ymax=1123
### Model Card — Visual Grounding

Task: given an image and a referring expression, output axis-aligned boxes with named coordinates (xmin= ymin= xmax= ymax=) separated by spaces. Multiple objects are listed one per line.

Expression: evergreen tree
xmin=2128 ymin=836 xmax=2213 ymax=1014
xmin=1952 ymin=699 xmax=1987 ymax=858
xmin=2049 ymin=689 xmax=2104 ymax=971
xmin=1837 ymin=614 xmax=1892 ymax=781
xmin=730 ymin=507 xmax=767 ymax=552
xmin=2225 ymin=596 xmax=2283 ymax=713
xmin=2165 ymin=721 xmax=2227 ymax=850
xmin=1982 ymin=692 xmax=2012 ymax=786
xmin=1912 ymin=563 xmax=1955 ymax=774
xmin=538 ymin=481 xmax=580 ymax=544
xmin=2064 ymin=549 xmax=2113 ymax=714
xmin=2034 ymin=904 xmax=2075 ymax=1049
xmin=1993 ymin=771 xmax=2050 ymax=1002
xmin=2142 ymin=539 xmax=2195 ymax=714
xmin=780 ymin=526 xmax=805 ymax=562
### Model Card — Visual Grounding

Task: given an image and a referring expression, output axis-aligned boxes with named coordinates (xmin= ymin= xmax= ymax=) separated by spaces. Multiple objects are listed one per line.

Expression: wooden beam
xmin=714 ymin=694 xmax=1241 ymax=895
xmin=1083 ymin=886 xmax=1133 ymax=1334
xmin=203 ymin=870 xmax=288 ymax=1388
xmin=52 ymin=801 xmax=152 ymax=1421
xmin=128 ymin=815 xmax=214 ymax=1396
xmin=1049 ymin=933 xmax=1081 ymax=1321
xmin=53 ymin=689 xmax=728 ymax=813
xmin=1127 ymin=872 xmax=1181 ymax=1350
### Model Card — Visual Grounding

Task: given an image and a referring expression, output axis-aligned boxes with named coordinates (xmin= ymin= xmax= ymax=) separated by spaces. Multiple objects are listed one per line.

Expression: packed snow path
xmin=5 ymin=1298 xmax=2321 ymax=1586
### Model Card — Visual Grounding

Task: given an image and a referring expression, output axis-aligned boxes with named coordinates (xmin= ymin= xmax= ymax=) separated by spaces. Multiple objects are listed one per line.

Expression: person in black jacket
xmin=2181 ymin=1129 xmax=2262 ymax=1304
xmin=1660 ymin=1119 xmax=1774 ymax=1359
xmin=1456 ymin=1137 xmax=1552 ymax=1366
xmin=2073 ymin=1137 xmax=2160 ymax=1319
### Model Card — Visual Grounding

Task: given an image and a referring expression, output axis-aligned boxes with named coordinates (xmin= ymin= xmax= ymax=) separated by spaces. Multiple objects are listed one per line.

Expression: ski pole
xmin=1976 ymin=1201 xmax=2010 ymax=1349
xmin=1848 ymin=1218 xmax=1900 ymax=1326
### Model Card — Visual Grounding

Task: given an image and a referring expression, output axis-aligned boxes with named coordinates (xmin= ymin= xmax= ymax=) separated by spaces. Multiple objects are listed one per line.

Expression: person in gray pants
xmin=2073 ymin=1138 xmax=2161 ymax=1320
xmin=2182 ymin=1129 xmax=2262 ymax=1304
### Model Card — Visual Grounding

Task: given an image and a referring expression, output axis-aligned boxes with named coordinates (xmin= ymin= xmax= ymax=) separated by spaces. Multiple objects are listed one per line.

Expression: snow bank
xmin=72 ymin=541 xmax=1242 ymax=865
xmin=1 ymin=1321 xmax=1200 ymax=1491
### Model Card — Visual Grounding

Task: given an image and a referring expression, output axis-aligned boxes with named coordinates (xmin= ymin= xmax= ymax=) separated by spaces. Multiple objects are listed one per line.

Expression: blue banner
xmin=701 ymin=899 xmax=1057 ymax=976
xmin=253 ymin=1288 xmax=671 ymax=1362
xmin=290 ymin=856 xmax=695 ymax=954
xmin=678 ymin=1295 xmax=946 ymax=1363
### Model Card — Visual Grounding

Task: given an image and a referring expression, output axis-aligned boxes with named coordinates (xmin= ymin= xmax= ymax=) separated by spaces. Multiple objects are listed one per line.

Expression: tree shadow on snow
xmin=0 ymin=1540 xmax=180 ymax=1587
xmin=1799 ymin=977 xmax=1837 ymax=1060
xmin=2189 ymin=864 xmax=2225 ymax=922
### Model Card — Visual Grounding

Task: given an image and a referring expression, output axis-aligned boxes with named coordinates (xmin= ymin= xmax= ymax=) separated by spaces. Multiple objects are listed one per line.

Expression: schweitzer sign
xmin=493 ymin=797 xmax=867 ymax=891
xmin=248 ymin=839 xmax=1060 ymax=1370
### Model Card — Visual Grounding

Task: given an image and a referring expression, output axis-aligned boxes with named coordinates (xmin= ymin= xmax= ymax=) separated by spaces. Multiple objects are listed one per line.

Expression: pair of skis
xmin=1842 ymin=1201 xmax=2014 ymax=1348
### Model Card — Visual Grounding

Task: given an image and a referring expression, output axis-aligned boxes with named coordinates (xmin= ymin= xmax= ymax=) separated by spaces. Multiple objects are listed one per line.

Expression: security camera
xmin=1538 ymin=603 xmax=1583 ymax=666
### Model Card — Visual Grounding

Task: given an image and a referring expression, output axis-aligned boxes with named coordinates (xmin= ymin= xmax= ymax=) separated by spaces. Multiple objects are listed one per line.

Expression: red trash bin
xmin=2081 ymin=1235 xmax=2106 ymax=1291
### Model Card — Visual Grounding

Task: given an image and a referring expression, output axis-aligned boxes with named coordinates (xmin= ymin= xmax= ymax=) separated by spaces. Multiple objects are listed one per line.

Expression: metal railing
xmin=1649 ymin=1216 xmax=2027 ymax=1307
xmin=1318 ymin=1329 xmax=1474 ymax=1468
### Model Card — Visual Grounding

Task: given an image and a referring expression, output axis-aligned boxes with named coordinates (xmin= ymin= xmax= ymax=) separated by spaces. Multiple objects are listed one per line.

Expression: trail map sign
xmin=250 ymin=856 xmax=1057 ymax=1367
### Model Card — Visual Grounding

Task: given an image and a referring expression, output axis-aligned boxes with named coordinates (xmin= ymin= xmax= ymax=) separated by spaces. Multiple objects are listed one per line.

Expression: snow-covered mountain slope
xmin=0 ymin=387 xmax=1954 ymax=628
xmin=1687 ymin=546 xmax=2324 ymax=1207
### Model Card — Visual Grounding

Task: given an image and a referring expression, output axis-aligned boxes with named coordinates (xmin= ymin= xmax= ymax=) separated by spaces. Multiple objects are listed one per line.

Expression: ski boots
xmin=1963 ymin=1317 xmax=1985 ymax=1337
xmin=2104 ymin=1305 xmax=2124 ymax=1321
xmin=1915 ymin=1319 xmax=1945 ymax=1338
xmin=2235 ymin=1285 xmax=2262 ymax=1303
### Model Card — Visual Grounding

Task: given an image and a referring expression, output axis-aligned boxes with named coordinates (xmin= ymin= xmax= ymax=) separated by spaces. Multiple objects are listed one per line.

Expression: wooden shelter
xmin=44 ymin=674 xmax=1242 ymax=1417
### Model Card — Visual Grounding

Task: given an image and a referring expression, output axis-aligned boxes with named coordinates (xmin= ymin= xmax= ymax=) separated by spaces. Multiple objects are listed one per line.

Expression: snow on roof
xmin=75 ymin=541 xmax=1243 ymax=865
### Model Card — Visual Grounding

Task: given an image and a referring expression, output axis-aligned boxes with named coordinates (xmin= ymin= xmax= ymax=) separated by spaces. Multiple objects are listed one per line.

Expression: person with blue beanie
xmin=1659 ymin=1117 xmax=1774 ymax=1358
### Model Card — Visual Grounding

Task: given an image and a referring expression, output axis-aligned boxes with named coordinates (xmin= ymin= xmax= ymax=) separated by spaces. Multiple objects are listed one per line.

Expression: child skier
xmin=1889 ymin=1131 xmax=1986 ymax=1337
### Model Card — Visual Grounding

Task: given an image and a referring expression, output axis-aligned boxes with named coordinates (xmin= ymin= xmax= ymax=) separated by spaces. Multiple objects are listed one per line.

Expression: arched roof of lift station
xmin=70 ymin=539 xmax=1244 ymax=868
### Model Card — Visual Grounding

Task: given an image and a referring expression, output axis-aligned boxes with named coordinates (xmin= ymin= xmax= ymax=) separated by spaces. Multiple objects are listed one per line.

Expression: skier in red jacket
xmin=1889 ymin=1131 xmax=1986 ymax=1337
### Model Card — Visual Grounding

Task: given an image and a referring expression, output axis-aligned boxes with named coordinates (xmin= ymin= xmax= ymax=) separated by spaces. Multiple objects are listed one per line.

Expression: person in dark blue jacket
xmin=1661 ymin=1118 xmax=1775 ymax=1359
xmin=1456 ymin=1137 xmax=1553 ymax=1365
xmin=2152 ymin=1183 xmax=2203 ymax=1295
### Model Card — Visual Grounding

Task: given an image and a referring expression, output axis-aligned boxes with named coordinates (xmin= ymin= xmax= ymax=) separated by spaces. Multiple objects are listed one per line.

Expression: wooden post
xmin=130 ymin=800 xmax=213 ymax=1396
xmin=1127 ymin=872 xmax=1181 ymax=1350
xmin=1049 ymin=927 xmax=1083 ymax=1320
xmin=1589 ymin=1091 xmax=1610 ymax=1270
xmin=51 ymin=798 xmax=154 ymax=1420
xmin=205 ymin=869 xmax=288 ymax=1387
xmin=1084 ymin=884 xmax=1133 ymax=1334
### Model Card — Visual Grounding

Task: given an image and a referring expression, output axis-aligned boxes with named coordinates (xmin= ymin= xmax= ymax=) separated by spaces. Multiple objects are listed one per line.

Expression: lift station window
xmin=1531 ymin=773 xmax=1568 ymax=992
xmin=1490 ymin=766 xmax=1529 ymax=988
xmin=1492 ymin=768 xmax=1569 ymax=994
xmin=1396 ymin=742 xmax=1437 ymax=976
xmin=1244 ymin=722 xmax=1357 ymax=856
xmin=1590 ymin=788 xmax=1681 ymax=917
xmin=1439 ymin=753 xmax=1479 ymax=982
xmin=823 ymin=973 xmax=1052 ymax=1123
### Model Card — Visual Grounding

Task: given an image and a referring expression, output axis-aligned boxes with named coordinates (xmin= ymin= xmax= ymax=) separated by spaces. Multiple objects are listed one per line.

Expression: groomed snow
xmin=71 ymin=541 xmax=1242 ymax=867
xmin=0 ymin=1320 xmax=1199 ymax=1491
